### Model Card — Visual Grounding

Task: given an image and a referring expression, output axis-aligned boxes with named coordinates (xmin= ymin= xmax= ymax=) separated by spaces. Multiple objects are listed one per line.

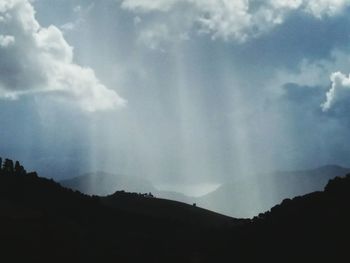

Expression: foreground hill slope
xmin=102 ymin=191 xmax=234 ymax=227
xmin=198 ymin=164 xmax=350 ymax=217
xmin=241 ymin=174 xmax=350 ymax=262
xmin=0 ymin=159 xmax=237 ymax=262
xmin=0 ymin=158 xmax=349 ymax=262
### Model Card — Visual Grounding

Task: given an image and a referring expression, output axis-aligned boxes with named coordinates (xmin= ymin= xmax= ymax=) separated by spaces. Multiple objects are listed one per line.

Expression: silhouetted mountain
xmin=197 ymin=165 xmax=350 ymax=218
xmin=0 ymin=158 xmax=239 ymax=262
xmin=60 ymin=173 xmax=228 ymax=226
xmin=102 ymin=191 xmax=234 ymax=227
xmin=153 ymin=189 xmax=194 ymax=204
xmin=1 ymin=158 xmax=349 ymax=262
xmin=242 ymin=174 xmax=350 ymax=262
xmin=60 ymin=171 xmax=155 ymax=195
xmin=60 ymin=165 xmax=349 ymax=218
xmin=60 ymin=171 xmax=194 ymax=204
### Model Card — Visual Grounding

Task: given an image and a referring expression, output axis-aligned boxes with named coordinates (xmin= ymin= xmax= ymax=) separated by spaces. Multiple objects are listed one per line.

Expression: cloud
xmin=306 ymin=0 xmax=348 ymax=17
xmin=60 ymin=3 xmax=95 ymax=32
xmin=121 ymin=0 xmax=179 ymax=12
xmin=0 ymin=0 xmax=126 ymax=112
xmin=0 ymin=34 xmax=15 ymax=47
xmin=322 ymin=71 xmax=350 ymax=112
xmin=120 ymin=0 xmax=350 ymax=43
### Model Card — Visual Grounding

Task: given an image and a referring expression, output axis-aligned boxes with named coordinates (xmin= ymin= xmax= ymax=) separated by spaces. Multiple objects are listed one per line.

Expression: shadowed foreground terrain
xmin=0 ymin=158 xmax=349 ymax=262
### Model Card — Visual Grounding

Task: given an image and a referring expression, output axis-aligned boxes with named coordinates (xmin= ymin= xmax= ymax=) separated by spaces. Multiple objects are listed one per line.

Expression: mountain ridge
xmin=0 ymin=157 xmax=349 ymax=262
xmin=196 ymin=164 xmax=350 ymax=217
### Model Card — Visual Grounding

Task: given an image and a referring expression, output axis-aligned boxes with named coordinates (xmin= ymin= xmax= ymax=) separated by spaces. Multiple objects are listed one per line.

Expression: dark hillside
xmin=102 ymin=191 xmax=235 ymax=227
xmin=0 ymin=158 xmax=349 ymax=262
xmin=0 ymin=158 xmax=237 ymax=262
xmin=231 ymin=174 xmax=350 ymax=262
xmin=198 ymin=165 xmax=350 ymax=217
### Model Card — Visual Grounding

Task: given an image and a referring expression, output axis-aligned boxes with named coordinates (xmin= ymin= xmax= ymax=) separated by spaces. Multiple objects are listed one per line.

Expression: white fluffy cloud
xmin=121 ymin=0 xmax=179 ymax=12
xmin=322 ymin=72 xmax=350 ymax=112
xmin=306 ymin=0 xmax=348 ymax=17
xmin=0 ymin=0 xmax=126 ymax=111
xmin=120 ymin=0 xmax=350 ymax=42
xmin=0 ymin=34 xmax=14 ymax=46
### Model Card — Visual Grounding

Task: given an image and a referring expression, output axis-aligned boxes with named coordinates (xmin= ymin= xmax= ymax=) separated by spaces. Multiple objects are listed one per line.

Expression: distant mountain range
xmin=60 ymin=165 xmax=350 ymax=218
xmin=60 ymin=171 xmax=155 ymax=196
xmin=196 ymin=165 xmax=350 ymax=217
xmin=60 ymin=171 xmax=193 ymax=204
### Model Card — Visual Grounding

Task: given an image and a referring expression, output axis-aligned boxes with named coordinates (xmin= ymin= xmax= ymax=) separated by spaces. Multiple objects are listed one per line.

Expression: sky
xmin=1 ymin=0 xmax=350 ymax=187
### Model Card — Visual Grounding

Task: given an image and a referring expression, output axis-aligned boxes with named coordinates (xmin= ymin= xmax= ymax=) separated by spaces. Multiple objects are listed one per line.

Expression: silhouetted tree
xmin=15 ymin=160 xmax=20 ymax=172
xmin=14 ymin=161 xmax=26 ymax=176
xmin=2 ymin=159 xmax=14 ymax=174
xmin=27 ymin=171 xmax=38 ymax=178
